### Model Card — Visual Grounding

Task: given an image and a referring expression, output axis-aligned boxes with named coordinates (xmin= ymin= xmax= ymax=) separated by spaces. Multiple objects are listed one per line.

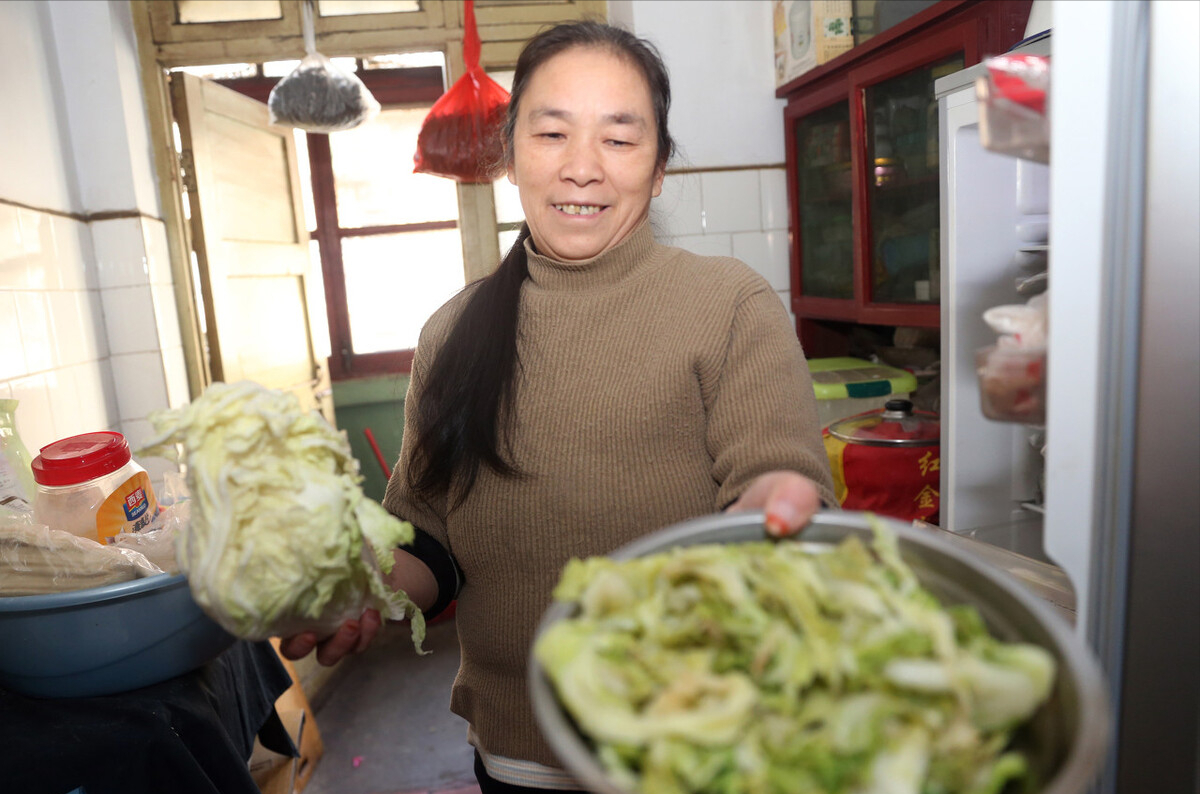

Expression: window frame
xmin=217 ymin=65 xmax=450 ymax=379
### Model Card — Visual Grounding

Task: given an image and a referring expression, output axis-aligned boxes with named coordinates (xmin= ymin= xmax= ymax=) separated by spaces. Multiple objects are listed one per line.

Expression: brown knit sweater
xmin=382 ymin=220 xmax=835 ymax=767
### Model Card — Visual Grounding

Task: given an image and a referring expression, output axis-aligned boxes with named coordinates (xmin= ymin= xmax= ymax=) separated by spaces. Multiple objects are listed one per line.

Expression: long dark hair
xmin=407 ymin=20 xmax=677 ymax=504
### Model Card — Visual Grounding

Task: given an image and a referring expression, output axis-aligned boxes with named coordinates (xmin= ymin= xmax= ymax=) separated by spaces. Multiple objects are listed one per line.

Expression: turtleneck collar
xmin=524 ymin=220 xmax=661 ymax=293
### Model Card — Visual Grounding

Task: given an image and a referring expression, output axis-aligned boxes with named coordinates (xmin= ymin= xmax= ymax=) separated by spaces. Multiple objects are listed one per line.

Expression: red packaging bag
xmin=414 ymin=0 xmax=510 ymax=182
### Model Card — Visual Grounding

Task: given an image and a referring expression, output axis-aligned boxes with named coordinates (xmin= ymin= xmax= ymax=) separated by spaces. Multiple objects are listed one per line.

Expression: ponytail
xmin=407 ymin=225 xmax=530 ymax=503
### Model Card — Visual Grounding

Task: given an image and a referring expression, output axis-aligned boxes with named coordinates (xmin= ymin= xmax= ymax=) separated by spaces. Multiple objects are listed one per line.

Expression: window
xmin=326 ymin=107 xmax=464 ymax=355
xmin=318 ymin=0 xmax=420 ymax=16
xmin=176 ymin=0 xmax=283 ymax=24
xmin=198 ymin=57 xmax=461 ymax=378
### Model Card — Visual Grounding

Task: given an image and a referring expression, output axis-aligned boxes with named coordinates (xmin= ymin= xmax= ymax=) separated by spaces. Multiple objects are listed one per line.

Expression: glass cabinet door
xmin=795 ymin=102 xmax=854 ymax=300
xmin=865 ymin=54 xmax=963 ymax=304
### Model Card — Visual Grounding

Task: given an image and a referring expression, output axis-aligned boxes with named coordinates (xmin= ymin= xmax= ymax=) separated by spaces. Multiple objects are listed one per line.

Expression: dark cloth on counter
xmin=0 ymin=640 xmax=294 ymax=794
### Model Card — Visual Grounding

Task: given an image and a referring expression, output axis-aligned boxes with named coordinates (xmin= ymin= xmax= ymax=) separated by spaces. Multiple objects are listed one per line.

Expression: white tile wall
xmin=732 ymin=230 xmax=789 ymax=291
xmin=1 ymin=0 xmax=183 ymax=496
xmin=672 ymin=232 xmax=734 ymax=257
xmin=0 ymin=205 xmax=186 ymax=462
xmin=142 ymin=218 xmax=173 ymax=286
xmin=655 ymin=172 xmax=704 ymax=238
xmin=700 ymin=171 xmax=763 ymax=234
xmin=760 ymin=169 xmax=790 ymax=232
xmin=657 ymin=166 xmax=794 ymax=324
xmin=1 ymin=207 xmax=116 ymax=452
xmin=0 ymin=291 xmax=25 ymax=380
xmin=93 ymin=217 xmax=150 ymax=289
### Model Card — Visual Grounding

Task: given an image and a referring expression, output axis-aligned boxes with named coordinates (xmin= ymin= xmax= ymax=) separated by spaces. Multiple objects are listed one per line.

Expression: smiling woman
xmin=280 ymin=19 xmax=836 ymax=794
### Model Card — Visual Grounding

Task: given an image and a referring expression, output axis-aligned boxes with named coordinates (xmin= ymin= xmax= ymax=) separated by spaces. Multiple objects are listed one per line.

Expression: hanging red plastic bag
xmin=414 ymin=0 xmax=510 ymax=182
xmin=268 ymin=0 xmax=380 ymax=133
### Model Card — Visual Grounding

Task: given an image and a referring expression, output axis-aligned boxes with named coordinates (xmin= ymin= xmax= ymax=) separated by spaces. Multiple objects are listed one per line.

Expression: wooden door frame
xmin=131 ymin=4 xmax=209 ymax=399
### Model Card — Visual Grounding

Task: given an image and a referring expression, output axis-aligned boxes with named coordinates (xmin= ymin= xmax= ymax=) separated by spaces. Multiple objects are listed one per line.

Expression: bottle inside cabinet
xmin=865 ymin=54 xmax=963 ymax=305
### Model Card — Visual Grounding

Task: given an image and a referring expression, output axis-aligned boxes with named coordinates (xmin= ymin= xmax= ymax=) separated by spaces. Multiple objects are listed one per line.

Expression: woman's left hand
xmin=726 ymin=471 xmax=823 ymax=538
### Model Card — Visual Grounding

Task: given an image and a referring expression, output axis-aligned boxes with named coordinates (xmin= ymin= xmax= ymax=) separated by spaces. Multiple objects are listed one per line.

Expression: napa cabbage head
xmin=139 ymin=381 xmax=425 ymax=651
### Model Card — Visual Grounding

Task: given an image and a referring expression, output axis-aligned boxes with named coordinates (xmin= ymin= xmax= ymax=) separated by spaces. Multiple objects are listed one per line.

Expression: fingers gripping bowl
xmin=529 ymin=510 xmax=1110 ymax=794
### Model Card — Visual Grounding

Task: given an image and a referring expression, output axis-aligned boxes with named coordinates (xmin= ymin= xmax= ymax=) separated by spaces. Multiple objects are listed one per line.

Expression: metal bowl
xmin=529 ymin=510 xmax=1110 ymax=794
xmin=0 ymin=573 xmax=235 ymax=698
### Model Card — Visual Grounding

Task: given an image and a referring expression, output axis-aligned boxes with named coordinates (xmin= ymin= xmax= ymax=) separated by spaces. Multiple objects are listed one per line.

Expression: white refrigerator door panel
xmin=939 ymin=85 xmax=1044 ymax=539
xmin=1044 ymin=1 xmax=1128 ymax=639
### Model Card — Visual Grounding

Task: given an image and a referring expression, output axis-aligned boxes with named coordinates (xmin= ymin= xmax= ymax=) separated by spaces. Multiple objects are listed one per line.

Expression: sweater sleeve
xmin=705 ymin=283 xmax=837 ymax=509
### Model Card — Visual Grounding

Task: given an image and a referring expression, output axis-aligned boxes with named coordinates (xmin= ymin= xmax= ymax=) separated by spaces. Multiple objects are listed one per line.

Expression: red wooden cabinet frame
xmin=781 ymin=0 xmax=1032 ymax=338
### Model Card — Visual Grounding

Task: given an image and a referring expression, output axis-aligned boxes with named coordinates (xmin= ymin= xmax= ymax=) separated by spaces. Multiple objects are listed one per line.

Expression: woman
xmin=282 ymin=20 xmax=835 ymax=793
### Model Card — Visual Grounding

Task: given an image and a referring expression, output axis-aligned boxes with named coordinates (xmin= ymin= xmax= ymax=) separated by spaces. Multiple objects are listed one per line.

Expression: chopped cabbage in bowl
xmin=533 ymin=517 xmax=1059 ymax=794
xmin=139 ymin=381 xmax=424 ymax=650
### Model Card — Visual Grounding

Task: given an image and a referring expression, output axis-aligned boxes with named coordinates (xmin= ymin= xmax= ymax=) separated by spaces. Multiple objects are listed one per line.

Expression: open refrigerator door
xmin=939 ymin=2 xmax=1199 ymax=792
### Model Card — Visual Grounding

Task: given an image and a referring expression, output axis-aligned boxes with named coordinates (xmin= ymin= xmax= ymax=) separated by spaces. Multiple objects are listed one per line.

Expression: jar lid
xmin=31 ymin=431 xmax=132 ymax=486
xmin=827 ymin=399 xmax=940 ymax=447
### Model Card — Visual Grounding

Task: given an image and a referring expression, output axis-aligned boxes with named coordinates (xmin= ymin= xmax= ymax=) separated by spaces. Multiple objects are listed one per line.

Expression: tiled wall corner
xmin=657 ymin=167 xmax=795 ymax=320
xmin=68 ymin=362 xmax=120 ymax=435
xmin=760 ymin=168 xmax=790 ymax=232
xmin=92 ymin=217 xmax=150 ymax=290
xmin=162 ymin=345 xmax=190 ymax=409
xmin=1 ymin=204 xmax=115 ymax=450
xmin=699 ymin=170 xmax=763 ymax=235
xmin=141 ymin=217 xmax=174 ymax=287
xmin=655 ymin=172 xmax=704 ymax=238
xmin=1 ymin=204 xmax=183 ymax=455
xmin=733 ymin=229 xmax=790 ymax=291
xmin=3 ymin=0 xmax=182 ymax=478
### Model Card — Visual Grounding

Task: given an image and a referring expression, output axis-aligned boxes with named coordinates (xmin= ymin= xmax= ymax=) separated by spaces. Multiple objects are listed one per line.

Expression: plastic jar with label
xmin=31 ymin=432 xmax=159 ymax=544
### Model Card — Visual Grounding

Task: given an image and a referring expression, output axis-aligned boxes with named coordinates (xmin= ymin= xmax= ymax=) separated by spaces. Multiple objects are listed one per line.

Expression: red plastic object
xmin=363 ymin=427 xmax=392 ymax=479
xmin=31 ymin=432 xmax=132 ymax=487
xmin=986 ymin=54 xmax=1048 ymax=115
xmin=413 ymin=0 xmax=511 ymax=182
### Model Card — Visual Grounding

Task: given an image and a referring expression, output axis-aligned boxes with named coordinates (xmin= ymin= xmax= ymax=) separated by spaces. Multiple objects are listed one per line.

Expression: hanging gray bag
xmin=268 ymin=0 xmax=380 ymax=133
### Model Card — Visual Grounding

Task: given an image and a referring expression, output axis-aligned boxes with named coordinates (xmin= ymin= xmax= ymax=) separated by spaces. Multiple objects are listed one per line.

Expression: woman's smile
xmin=552 ymin=203 xmax=607 ymax=216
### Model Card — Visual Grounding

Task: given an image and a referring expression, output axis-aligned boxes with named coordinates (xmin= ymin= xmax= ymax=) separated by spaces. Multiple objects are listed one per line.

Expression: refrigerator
xmin=935 ymin=2 xmax=1199 ymax=792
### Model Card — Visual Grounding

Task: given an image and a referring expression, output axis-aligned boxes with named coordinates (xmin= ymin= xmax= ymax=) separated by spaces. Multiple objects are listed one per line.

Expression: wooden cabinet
xmin=779 ymin=0 xmax=1031 ymax=356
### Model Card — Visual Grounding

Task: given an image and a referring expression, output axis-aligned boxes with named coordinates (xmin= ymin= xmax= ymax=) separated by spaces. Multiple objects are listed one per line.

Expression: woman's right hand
xmin=278 ymin=608 xmax=383 ymax=666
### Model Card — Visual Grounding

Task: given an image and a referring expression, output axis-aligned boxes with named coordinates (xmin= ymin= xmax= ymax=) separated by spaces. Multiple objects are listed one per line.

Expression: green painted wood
xmin=332 ymin=375 xmax=410 ymax=502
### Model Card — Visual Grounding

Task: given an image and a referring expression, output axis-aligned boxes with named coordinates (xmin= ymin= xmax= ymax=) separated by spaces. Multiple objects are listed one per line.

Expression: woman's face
xmin=507 ymin=46 xmax=665 ymax=262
